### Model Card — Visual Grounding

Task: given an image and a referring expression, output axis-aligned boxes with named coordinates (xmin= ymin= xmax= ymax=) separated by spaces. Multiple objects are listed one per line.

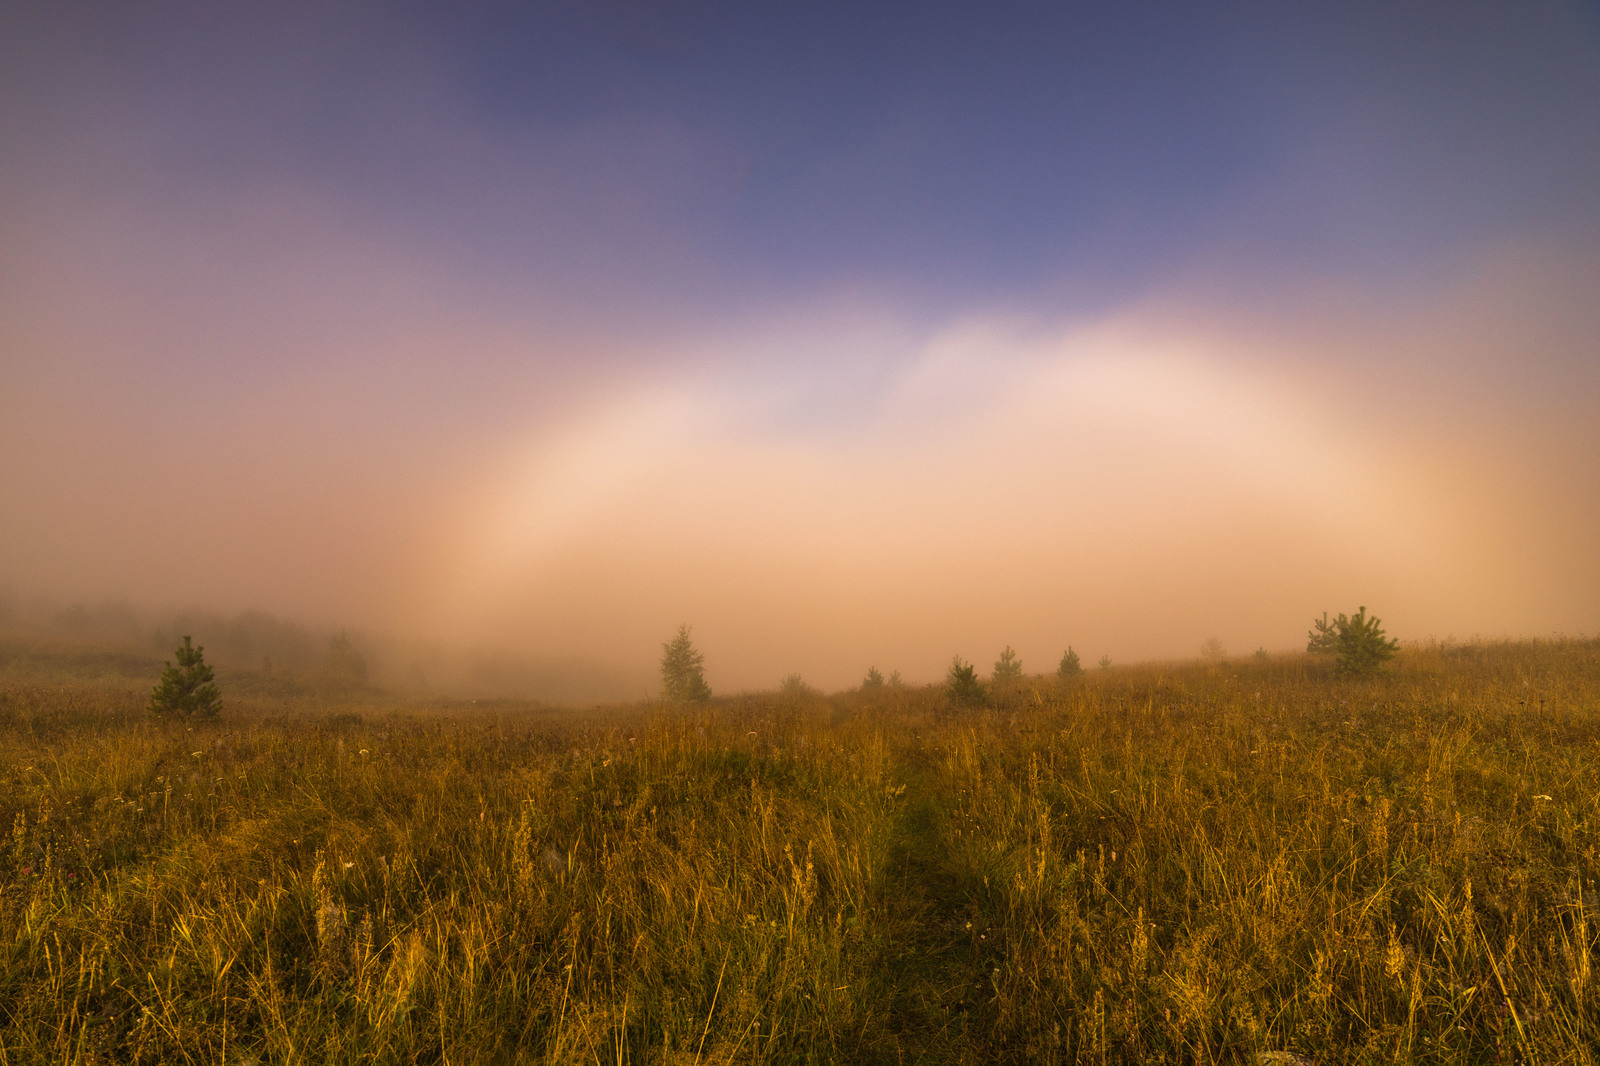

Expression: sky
xmin=2 ymin=1 xmax=1598 ymax=694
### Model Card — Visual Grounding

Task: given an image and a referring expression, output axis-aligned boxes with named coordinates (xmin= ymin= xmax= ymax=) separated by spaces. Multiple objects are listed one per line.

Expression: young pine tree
xmin=779 ymin=672 xmax=817 ymax=699
xmin=149 ymin=635 xmax=222 ymax=719
xmin=1337 ymin=606 xmax=1399 ymax=676
xmin=946 ymin=656 xmax=989 ymax=707
xmin=1307 ymin=612 xmax=1341 ymax=654
xmin=660 ymin=624 xmax=712 ymax=702
xmin=1307 ymin=606 xmax=1400 ymax=676
xmin=1057 ymin=646 xmax=1083 ymax=678
xmin=992 ymin=645 xmax=1023 ymax=683
xmin=861 ymin=666 xmax=885 ymax=689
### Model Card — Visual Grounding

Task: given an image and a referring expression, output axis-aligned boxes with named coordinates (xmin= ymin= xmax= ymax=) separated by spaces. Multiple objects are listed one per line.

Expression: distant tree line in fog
xmin=0 ymin=590 xmax=328 ymax=673
xmin=0 ymin=588 xmax=653 ymax=703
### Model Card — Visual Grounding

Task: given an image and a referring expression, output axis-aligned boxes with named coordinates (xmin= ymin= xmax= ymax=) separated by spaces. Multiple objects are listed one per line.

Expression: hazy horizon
xmin=4 ymin=3 xmax=1598 ymax=695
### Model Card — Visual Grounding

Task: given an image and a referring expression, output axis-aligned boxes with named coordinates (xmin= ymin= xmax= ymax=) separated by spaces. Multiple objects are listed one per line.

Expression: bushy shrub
xmin=1307 ymin=606 xmax=1400 ymax=676
xmin=660 ymin=624 xmax=712 ymax=702
xmin=946 ymin=656 xmax=989 ymax=707
xmin=148 ymin=636 xmax=222 ymax=718
xmin=779 ymin=673 xmax=817 ymax=698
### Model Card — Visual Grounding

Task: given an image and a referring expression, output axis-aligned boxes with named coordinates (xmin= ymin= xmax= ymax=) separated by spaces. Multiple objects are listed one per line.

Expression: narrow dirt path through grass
xmin=862 ymin=738 xmax=1006 ymax=1065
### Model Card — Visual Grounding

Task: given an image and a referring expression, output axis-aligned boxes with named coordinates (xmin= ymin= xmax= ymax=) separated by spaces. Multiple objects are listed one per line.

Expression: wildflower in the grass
xmin=1384 ymin=927 xmax=1407 ymax=981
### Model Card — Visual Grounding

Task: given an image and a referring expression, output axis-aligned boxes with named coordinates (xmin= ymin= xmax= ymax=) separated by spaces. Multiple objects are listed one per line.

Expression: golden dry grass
xmin=2 ymin=637 xmax=1597 ymax=1063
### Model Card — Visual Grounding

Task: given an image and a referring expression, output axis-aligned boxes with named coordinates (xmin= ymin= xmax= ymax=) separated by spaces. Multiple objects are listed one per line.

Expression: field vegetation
xmin=2 ymin=636 xmax=1599 ymax=1063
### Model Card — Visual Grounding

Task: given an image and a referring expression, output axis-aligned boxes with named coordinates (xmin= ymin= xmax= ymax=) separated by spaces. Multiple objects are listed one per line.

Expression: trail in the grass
xmin=858 ymin=738 xmax=1006 ymax=1065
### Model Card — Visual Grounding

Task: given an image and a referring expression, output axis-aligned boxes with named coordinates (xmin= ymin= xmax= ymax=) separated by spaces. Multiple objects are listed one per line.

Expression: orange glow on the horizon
xmin=424 ymin=304 xmax=1596 ymax=691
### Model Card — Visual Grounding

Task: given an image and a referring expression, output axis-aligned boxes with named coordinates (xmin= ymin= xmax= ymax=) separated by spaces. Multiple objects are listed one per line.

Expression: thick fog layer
xmin=3 ymin=3 xmax=1597 ymax=696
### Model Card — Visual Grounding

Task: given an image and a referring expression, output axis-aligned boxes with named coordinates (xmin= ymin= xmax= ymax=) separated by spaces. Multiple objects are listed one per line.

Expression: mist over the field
xmin=3 ymin=2 xmax=1598 ymax=696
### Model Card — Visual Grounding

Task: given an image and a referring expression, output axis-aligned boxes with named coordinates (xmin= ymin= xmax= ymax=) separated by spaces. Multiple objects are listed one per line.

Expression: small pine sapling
xmin=1098 ymin=655 xmax=1112 ymax=670
xmin=1307 ymin=613 xmax=1340 ymax=654
xmin=1058 ymin=646 xmax=1083 ymax=678
xmin=862 ymin=666 xmax=885 ymax=689
xmin=780 ymin=672 xmax=816 ymax=698
xmin=660 ymin=624 xmax=712 ymax=702
xmin=945 ymin=656 xmax=989 ymax=707
xmin=1337 ymin=605 xmax=1399 ymax=676
xmin=1307 ymin=606 xmax=1400 ymax=676
xmin=992 ymin=645 xmax=1023 ymax=683
xmin=149 ymin=635 xmax=222 ymax=719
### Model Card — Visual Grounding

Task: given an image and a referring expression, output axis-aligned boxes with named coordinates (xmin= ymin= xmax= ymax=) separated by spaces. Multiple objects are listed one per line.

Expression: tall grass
xmin=1 ymin=638 xmax=1597 ymax=1063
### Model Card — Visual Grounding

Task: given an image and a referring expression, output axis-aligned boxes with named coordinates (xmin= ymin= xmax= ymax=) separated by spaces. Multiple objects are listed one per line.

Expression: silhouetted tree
xmin=660 ymin=624 xmax=712 ymax=702
xmin=1058 ymin=647 xmax=1083 ymax=678
xmin=862 ymin=666 xmax=885 ymax=689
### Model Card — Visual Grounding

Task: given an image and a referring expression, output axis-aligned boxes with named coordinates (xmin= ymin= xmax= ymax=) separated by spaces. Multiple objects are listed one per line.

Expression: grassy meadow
xmin=2 ymin=636 xmax=1599 ymax=1063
